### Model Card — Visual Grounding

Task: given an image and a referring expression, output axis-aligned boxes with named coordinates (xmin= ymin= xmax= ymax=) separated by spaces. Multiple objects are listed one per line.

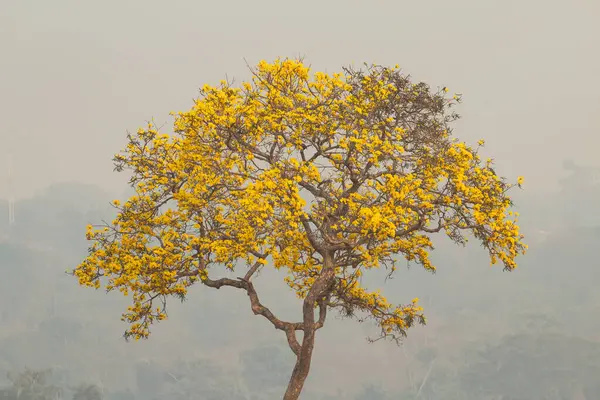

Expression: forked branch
xmin=183 ymin=259 xmax=306 ymax=355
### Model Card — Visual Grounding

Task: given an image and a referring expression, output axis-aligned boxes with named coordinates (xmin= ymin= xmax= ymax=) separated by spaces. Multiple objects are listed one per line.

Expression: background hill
xmin=0 ymin=162 xmax=599 ymax=399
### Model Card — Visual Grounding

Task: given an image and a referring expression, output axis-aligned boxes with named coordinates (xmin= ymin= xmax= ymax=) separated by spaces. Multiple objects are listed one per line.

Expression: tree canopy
xmin=72 ymin=58 xmax=526 ymax=399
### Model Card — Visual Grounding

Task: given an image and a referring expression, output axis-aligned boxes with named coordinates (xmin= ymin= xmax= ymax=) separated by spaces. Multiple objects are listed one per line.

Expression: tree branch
xmin=182 ymin=257 xmax=305 ymax=356
xmin=299 ymin=215 xmax=323 ymax=252
xmin=315 ymin=292 xmax=331 ymax=330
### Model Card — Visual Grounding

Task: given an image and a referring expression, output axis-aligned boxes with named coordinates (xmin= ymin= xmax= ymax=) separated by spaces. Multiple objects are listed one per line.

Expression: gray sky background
xmin=1 ymin=0 xmax=598 ymax=199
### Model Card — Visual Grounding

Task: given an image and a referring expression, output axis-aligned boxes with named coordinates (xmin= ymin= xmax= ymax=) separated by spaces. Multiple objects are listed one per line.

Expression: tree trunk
xmin=283 ymin=253 xmax=336 ymax=399
xmin=282 ymin=328 xmax=316 ymax=400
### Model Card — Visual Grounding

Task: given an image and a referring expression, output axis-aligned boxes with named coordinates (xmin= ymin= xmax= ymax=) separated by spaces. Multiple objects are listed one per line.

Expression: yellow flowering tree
xmin=72 ymin=59 xmax=526 ymax=399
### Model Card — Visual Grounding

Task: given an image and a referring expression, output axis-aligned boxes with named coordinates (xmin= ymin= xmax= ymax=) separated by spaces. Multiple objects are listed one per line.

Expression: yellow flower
xmin=73 ymin=58 xmax=526 ymax=345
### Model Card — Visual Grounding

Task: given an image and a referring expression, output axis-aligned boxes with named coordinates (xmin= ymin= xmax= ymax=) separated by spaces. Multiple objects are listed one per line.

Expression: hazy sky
xmin=1 ymin=0 xmax=598 ymax=199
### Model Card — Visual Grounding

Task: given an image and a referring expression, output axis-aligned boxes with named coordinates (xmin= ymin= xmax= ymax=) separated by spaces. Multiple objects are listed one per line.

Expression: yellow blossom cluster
xmin=72 ymin=58 xmax=526 ymax=341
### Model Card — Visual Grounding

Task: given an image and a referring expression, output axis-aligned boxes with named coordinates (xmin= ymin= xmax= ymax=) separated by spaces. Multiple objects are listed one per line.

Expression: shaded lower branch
xmin=180 ymin=259 xmax=307 ymax=355
xmin=315 ymin=292 xmax=331 ymax=329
